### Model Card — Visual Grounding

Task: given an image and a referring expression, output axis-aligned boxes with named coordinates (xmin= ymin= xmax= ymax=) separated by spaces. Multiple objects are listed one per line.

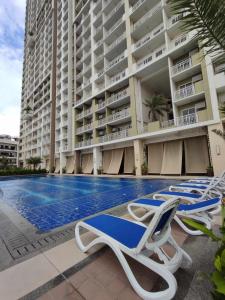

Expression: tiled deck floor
xmin=38 ymin=223 xmax=188 ymax=300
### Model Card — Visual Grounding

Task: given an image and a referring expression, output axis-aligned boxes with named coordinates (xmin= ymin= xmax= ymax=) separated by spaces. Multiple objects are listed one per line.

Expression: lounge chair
xmin=169 ymin=178 xmax=223 ymax=194
xmin=128 ymin=197 xmax=221 ymax=236
xmin=188 ymin=169 xmax=225 ymax=184
xmin=75 ymin=198 xmax=192 ymax=300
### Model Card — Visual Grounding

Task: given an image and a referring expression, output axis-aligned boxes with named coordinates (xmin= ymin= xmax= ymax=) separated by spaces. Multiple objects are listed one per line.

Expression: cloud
xmin=0 ymin=0 xmax=25 ymax=136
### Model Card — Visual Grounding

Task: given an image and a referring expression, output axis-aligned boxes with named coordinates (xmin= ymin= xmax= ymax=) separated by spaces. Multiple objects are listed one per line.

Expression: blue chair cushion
xmin=159 ymin=191 xmax=202 ymax=199
xmin=134 ymin=198 xmax=220 ymax=212
xmin=177 ymin=184 xmax=207 ymax=189
xmin=84 ymin=214 xmax=146 ymax=248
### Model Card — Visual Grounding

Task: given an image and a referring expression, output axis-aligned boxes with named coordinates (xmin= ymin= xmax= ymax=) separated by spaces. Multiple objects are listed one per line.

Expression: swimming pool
xmin=0 ymin=176 xmax=179 ymax=232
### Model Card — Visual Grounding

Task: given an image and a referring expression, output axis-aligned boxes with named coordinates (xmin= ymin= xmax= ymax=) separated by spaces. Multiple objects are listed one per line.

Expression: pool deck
xmin=0 ymin=211 xmax=220 ymax=300
xmin=0 ymin=175 xmax=216 ymax=300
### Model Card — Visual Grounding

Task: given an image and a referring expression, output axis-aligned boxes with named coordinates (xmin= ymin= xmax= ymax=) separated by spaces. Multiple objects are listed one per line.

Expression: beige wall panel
xmin=161 ymin=140 xmax=183 ymax=175
xmin=148 ymin=143 xmax=164 ymax=174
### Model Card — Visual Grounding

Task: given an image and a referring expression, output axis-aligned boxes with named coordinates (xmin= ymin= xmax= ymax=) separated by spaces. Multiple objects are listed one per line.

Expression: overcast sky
xmin=0 ymin=0 xmax=26 ymax=137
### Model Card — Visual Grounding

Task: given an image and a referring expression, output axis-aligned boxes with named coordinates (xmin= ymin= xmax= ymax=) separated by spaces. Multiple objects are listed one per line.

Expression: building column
xmin=134 ymin=139 xmax=144 ymax=176
xmin=208 ymin=123 xmax=225 ymax=176
xmin=93 ymin=147 xmax=102 ymax=175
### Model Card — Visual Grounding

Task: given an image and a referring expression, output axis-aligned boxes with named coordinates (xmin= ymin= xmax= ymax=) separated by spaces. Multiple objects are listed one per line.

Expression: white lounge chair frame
xmin=75 ymin=199 xmax=192 ymax=300
xmin=128 ymin=197 xmax=221 ymax=236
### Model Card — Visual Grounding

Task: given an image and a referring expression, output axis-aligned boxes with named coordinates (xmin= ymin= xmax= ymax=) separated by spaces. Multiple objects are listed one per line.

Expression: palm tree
xmin=170 ymin=0 xmax=225 ymax=56
xmin=26 ymin=157 xmax=42 ymax=170
xmin=144 ymin=94 xmax=170 ymax=122
xmin=0 ymin=157 xmax=9 ymax=169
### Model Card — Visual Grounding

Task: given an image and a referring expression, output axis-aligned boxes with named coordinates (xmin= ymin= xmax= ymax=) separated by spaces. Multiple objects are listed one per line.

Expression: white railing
xmin=84 ymin=108 xmax=93 ymax=116
xmin=105 ymin=52 xmax=126 ymax=71
xmin=106 ymin=17 xmax=123 ymax=36
xmin=105 ymin=1 xmax=123 ymax=23
xmin=98 ymin=101 xmax=106 ymax=109
xmin=136 ymin=46 xmax=166 ymax=70
xmin=133 ymin=3 xmax=162 ymax=31
xmin=131 ymin=0 xmax=146 ymax=13
xmin=106 ymin=33 xmax=126 ymax=53
xmin=134 ymin=23 xmax=164 ymax=50
xmin=110 ymin=69 xmax=126 ymax=85
xmin=107 ymin=87 xmax=129 ymax=104
xmin=172 ymin=58 xmax=192 ymax=75
xmin=98 ymin=117 xmax=107 ymax=126
xmin=108 ymin=108 xmax=130 ymax=122
xmin=160 ymin=113 xmax=198 ymax=128
xmin=84 ymin=124 xmax=93 ymax=131
xmin=95 ymin=39 xmax=103 ymax=49
xmin=77 ymin=111 xmax=84 ymax=119
xmin=171 ymin=34 xmax=188 ymax=49
xmin=77 ymin=139 xmax=93 ymax=147
xmin=174 ymin=84 xmax=195 ymax=100
xmin=108 ymin=129 xmax=129 ymax=141
xmin=97 ymin=69 xmax=104 ymax=78
xmin=168 ymin=13 xmax=184 ymax=28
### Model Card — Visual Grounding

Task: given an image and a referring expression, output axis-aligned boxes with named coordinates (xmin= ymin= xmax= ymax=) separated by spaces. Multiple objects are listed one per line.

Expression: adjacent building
xmin=0 ymin=135 xmax=19 ymax=167
xmin=19 ymin=0 xmax=225 ymax=176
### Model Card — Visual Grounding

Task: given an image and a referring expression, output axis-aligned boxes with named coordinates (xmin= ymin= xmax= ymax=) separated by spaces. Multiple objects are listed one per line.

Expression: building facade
xmin=0 ymin=135 xmax=19 ymax=167
xmin=19 ymin=0 xmax=225 ymax=176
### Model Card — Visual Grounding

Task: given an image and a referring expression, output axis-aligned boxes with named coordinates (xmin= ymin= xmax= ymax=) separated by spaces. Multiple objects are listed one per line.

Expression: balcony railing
xmin=108 ymin=108 xmax=130 ymax=122
xmin=84 ymin=107 xmax=93 ymax=116
xmin=77 ymin=139 xmax=93 ymax=148
xmin=160 ymin=113 xmax=199 ymax=128
xmin=131 ymin=0 xmax=146 ymax=13
xmin=107 ymin=87 xmax=129 ymax=105
xmin=170 ymin=34 xmax=189 ymax=49
xmin=97 ymin=101 xmax=106 ymax=109
xmin=109 ymin=69 xmax=126 ymax=85
xmin=136 ymin=46 xmax=166 ymax=70
xmin=104 ymin=1 xmax=123 ymax=23
xmin=106 ymin=33 xmax=126 ymax=54
xmin=133 ymin=3 xmax=162 ymax=31
xmin=171 ymin=58 xmax=192 ymax=75
xmin=106 ymin=17 xmax=123 ymax=36
xmin=174 ymin=84 xmax=195 ymax=101
xmin=105 ymin=52 xmax=126 ymax=71
xmin=134 ymin=24 xmax=164 ymax=50
xmin=98 ymin=117 xmax=107 ymax=126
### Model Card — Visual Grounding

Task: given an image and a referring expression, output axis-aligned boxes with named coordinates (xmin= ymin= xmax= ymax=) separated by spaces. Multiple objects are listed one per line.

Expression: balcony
xmin=107 ymin=88 xmax=129 ymax=106
xmin=84 ymin=107 xmax=93 ymax=117
xmin=77 ymin=139 xmax=93 ymax=148
xmin=108 ymin=128 xmax=130 ymax=141
xmin=104 ymin=1 xmax=123 ymax=24
xmin=98 ymin=117 xmax=107 ymax=126
xmin=105 ymin=33 xmax=126 ymax=56
xmin=174 ymin=81 xmax=204 ymax=105
xmin=132 ymin=2 xmax=162 ymax=32
xmin=97 ymin=101 xmax=106 ymax=110
xmin=160 ymin=113 xmax=199 ymax=129
xmin=133 ymin=23 xmax=164 ymax=51
xmin=105 ymin=52 xmax=126 ymax=72
xmin=109 ymin=69 xmax=127 ymax=86
xmin=108 ymin=108 xmax=130 ymax=123
xmin=172 ymin=58 xmax=192 ymax=76
xmin=136 ymin=46 xmax=166 ymax=70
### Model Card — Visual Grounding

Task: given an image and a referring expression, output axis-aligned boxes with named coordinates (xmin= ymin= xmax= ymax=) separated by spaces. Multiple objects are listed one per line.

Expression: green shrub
xmin=0 ymin=168 xmax=47 ymax=176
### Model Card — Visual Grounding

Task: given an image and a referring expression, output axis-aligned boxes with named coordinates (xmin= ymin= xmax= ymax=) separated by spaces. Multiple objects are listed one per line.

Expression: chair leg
xmin=128 ymin=204 xmax=155 ymax=222
xmin=75 ymin=222 xmax=177 ymax=300
xmin=174 ymin=214 xmax=211 ymax=236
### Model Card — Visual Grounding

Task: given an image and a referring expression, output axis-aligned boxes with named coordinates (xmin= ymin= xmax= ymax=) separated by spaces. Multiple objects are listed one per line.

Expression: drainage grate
xmin=3 ymin=227 xmax=75 ymax=259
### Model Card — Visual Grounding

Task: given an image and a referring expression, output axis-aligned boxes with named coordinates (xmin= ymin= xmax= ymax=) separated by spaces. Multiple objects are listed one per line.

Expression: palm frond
xmin=170 ymin=0 xmax=225 ymax=55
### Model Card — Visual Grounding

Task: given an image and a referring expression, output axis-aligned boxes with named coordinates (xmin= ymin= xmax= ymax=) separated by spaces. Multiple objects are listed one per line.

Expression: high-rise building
xmin=19 ymin=0 xmax=225 ymax=176
xmin=0 ymin=135 xmax=19 ymax=167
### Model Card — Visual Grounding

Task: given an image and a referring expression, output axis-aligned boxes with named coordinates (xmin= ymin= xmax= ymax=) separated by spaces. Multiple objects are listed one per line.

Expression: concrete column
xmin=134 ymin=139 xmax=144 ymax=176
xmin=93 ymin=146 xmax=102 ymax=175
xmin=208 ymin=123 xmax=225 ymax=176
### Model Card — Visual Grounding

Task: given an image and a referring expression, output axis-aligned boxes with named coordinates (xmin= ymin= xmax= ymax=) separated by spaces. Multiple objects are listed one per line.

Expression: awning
xmin=107 ymin=149 xmax=124 ymax=174
xmin=184 ymin=136 xmax=209 ymax=174
xmin=103 ymin=150 xmax=112 ymax=173
xmin=66 ymin=156 xmax=75 ymax=174
xmin=148 ymin=143 xmax=164 ymax=174
xmin=161 ymin=140 xmax=183 ymax=175
xmin=82 ymin=154 xmax=93 ymax=174
xmin=55 ymin=158 xmax=60 ymax=173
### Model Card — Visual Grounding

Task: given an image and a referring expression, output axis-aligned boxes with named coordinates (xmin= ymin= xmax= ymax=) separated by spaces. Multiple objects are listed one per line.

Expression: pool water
xmin=0 ymin=176 xmax=179 ymax=232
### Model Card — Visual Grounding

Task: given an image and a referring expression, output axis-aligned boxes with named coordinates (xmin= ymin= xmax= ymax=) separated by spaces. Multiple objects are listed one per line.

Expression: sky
xmin=0 ymin=0 xmax=26 ymax=137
